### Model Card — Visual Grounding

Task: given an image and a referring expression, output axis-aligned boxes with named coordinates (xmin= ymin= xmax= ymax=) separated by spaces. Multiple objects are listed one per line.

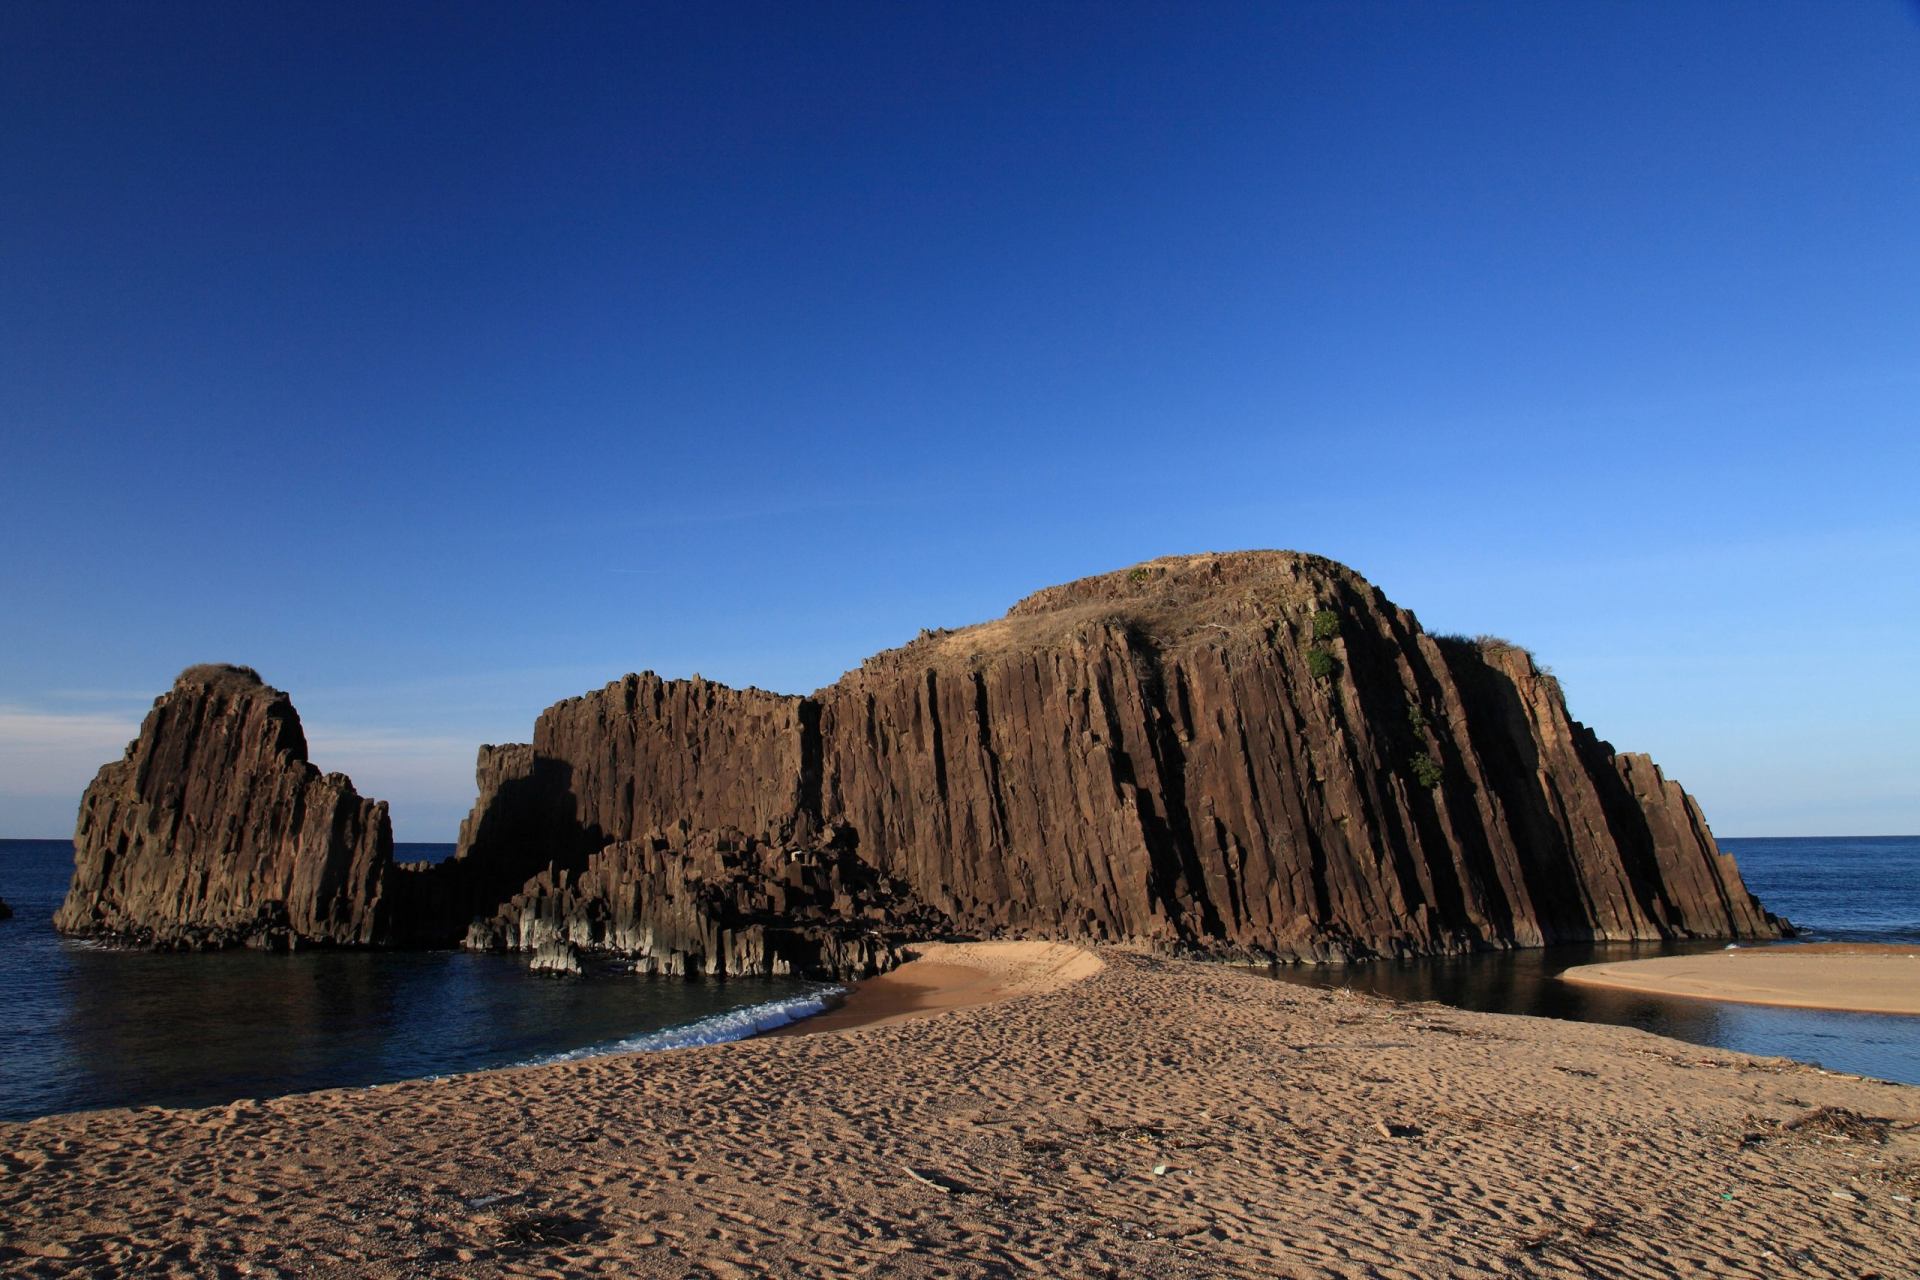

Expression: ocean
xmin=1 ymin=835 xmax=1915 ymax=1121
xmin=1269 ymin=835 xmax=1920 ymax=1086
xmin=0 ymin=839 xmax=835 ymax=1122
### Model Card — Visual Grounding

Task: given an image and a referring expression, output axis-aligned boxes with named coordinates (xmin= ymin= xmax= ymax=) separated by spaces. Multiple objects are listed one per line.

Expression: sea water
xmin=4 ymin=835 xmax=1916 ymax=1119
xmin=0 ymin=839 xmax=835 ymax=1121
xmin=1268 ymin=835 xmax=1920 ymax=1086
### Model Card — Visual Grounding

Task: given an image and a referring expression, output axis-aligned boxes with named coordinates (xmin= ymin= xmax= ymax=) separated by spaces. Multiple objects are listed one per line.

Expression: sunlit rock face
xmin=55 ymin=665 xmax=397 ymax=949
xmin=57 ymin=555 xmax=1782 ymax=973
xmin=451 ymin=552 xmax=1783 ymax=972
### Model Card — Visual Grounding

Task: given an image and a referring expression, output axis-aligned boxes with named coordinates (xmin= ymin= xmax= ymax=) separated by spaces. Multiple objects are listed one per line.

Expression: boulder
xmin=528 ymin=939 xmax=583 ymax=975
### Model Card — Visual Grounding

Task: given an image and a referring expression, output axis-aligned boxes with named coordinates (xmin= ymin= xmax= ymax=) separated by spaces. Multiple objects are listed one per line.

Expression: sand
xmin=4 ymin=942 xmax=1918 ymax=1279
xmin=775 ymin=940 xmax=1106 ymax=1036
xmin=1562 ymin=943 xmax=1920 ymax=1016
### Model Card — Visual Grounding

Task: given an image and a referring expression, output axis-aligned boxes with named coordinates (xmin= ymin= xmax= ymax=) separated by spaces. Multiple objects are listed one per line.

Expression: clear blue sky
xmin=3 ymin=2 xmax=1915 ymax=841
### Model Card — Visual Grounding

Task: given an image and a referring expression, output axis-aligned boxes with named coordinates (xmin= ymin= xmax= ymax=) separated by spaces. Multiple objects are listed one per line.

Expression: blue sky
xmin=2 ymin=2 xmax=1915 ymax=840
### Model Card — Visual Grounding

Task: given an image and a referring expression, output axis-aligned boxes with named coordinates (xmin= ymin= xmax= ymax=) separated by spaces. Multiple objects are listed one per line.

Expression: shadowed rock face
xmin=461 ymin=823 xmax=946 ymax=979
xmin=454 ymin=552 xmax=1782 ymax=970
xmin=54 ymin=665 xmax=397 ymax=949
xmin=59 ymin=554 xmax=1783 ymax=973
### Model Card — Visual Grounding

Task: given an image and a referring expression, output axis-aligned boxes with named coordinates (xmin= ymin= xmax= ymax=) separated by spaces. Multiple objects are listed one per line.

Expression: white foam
xmin=521 ymin=987 xmax=844 ymax=1067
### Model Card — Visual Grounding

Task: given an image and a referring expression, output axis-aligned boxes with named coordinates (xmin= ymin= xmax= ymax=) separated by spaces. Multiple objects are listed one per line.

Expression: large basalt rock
xmin=62 ymin=553 xmax=1782 ymax=976
xmin=455 ymin=551 xmax=1782 ymax=969
xmin=54 ymin=665 xmax=399 ymax=949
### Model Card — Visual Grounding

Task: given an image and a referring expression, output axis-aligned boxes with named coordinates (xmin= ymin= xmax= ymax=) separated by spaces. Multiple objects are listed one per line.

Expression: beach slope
xmin=775 ymin=940 xmax=1104 ymax=1035
xmin=3 ymin=945 xmax=1915 ymax=1278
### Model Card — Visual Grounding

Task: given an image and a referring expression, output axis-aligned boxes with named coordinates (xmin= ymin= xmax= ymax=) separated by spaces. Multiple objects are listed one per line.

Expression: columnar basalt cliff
xmin=61 ymin=554 xmax=1783 ymax=974
xmin=462 ymin=824 xmax=947 ymax=978
xmin=55 ymin=665 xmax=398 ymax=949
xmin=440 ymin=674 xmax=945 ymax=976
xmin=454 ymin=552 xmax=1781 ymax=971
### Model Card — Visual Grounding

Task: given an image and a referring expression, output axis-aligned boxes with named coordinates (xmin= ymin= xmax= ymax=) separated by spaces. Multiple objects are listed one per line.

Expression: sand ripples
xmin=3 ymin=945 xmax=1916 ymax=1277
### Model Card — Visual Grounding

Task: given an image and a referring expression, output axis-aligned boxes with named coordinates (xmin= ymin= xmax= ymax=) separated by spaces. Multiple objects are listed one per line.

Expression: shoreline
xmin=4 ymin=944 xmax=1916 ymax=1276
xmin=773 ymin=940 xmax=1105 ymax=1037
xmin=9 ymin=934 xmax=1915 ymax=1125
xmin=1561 ymin=942 xmax=1920 ymax=1017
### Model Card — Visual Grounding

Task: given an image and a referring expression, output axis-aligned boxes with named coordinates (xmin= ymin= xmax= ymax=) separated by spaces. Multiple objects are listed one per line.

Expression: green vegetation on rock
xmin=1307 ymin=647 xmax=1338 ymax=681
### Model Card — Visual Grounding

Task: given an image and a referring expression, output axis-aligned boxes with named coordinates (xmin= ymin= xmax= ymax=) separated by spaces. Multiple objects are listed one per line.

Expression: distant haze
xmin=2 ymin=4 xmax=1914 ymax=840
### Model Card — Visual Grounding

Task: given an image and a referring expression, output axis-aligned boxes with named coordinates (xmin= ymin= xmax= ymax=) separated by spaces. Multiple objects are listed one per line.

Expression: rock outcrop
xmin=55 ymin=665 xmax=399 ymax=949
xmin=60 ymin=554 xmax=1783 ymax=975
xmin=0 ymin=897 xmax=12 ymax=922
xmin=528 ymin=939 xmax=583 ymax=975
xmin=462 ymin=823 xmax=946 ymax=978
xmin=452 ymin=552 xmax=1781 ymax=971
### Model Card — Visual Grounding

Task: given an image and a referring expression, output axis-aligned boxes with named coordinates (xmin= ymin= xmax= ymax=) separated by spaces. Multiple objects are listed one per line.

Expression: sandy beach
xmin=773 ymin=941 xmax=1106 ymax=1036
xmin=1562 ymin=943 xmax=1920 ymax=1016
xmin=3 ymin=943 xmax=1917 ymax=1279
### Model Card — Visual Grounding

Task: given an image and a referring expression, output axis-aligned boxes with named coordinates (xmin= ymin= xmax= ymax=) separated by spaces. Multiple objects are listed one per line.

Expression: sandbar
xmin=1562 ymin=943 xmax=1920 ymax=1016
xmin=775 ymin=939 xmax=1105 ymax=1035
xmin=3 ymin=942 xmax=1916 ymax=1278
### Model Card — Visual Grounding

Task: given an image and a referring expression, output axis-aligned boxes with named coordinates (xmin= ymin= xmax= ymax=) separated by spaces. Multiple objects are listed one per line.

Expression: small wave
xmin=520 ymin=987 xmax=845 ymax=1067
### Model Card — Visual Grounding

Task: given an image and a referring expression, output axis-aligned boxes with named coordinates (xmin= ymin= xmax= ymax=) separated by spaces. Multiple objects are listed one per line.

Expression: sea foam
xmin=521 ymin=987 xmax=845 ymax=1067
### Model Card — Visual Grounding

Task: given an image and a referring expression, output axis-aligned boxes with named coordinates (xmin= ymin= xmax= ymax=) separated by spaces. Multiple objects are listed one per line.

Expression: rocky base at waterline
xmin=462 ymin=824 xmax=950 ymax=978
xmin=54 ymin=551 xmax=1784 ymax=977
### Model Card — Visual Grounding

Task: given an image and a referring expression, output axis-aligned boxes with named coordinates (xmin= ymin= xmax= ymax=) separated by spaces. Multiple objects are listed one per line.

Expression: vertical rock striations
xmin=60 ymin=553 xmax=1783 ymax=975
xmin=54 ymin=665 xmax=398 ymax=949
xmin=443 ymin=674 xmax=941 ymax=975
xmin=452 ymin=673 xmax=818 ymax=877
xmin=453 ymin=552 xmax=1781 ymax=971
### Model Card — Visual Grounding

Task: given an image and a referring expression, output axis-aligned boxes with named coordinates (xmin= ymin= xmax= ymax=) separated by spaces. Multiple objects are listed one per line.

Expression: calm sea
xmin=0 ymin=839 xmax=833 ymax=1121
xmin=2 ymin=835 xmax=1915 ymax=1120
xmin=1270 ymin=835 xmax=1920 ymax=1086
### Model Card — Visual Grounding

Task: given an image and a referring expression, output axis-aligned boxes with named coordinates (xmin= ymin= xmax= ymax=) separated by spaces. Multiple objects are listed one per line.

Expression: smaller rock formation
xmin=0 ymin=897 xmax=12 ymax=922
xmin=55 ymin=665 xmax=398 ymax=949
xmin=528 ymin=939 xmax=583 ymax=975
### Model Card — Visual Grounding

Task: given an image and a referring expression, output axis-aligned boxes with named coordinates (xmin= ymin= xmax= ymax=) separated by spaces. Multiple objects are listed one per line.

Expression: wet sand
xmin=1562 ymin=943 xmax=1920 ymax=1016
xmin=3 ymin=942 xmax=1918 ymax=1278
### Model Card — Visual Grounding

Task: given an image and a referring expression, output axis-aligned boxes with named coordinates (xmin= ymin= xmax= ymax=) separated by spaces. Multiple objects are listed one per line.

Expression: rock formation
xmin=453 ymin=552 xmax=1781 ymax=971
xmin=59 ymin=554 xmax=1784 ymax=974
xmin=0 ymin=897 xmax=12 ymax=922
xmin=55 ymin=665 xmax=399 ymax=949
xmin=462 ymin=822 xmax=948 ymax=978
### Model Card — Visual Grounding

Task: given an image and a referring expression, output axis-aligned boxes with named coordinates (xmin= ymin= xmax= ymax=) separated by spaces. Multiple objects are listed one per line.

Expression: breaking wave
xmin=521 ymin=986 xmax=845 ymax=1066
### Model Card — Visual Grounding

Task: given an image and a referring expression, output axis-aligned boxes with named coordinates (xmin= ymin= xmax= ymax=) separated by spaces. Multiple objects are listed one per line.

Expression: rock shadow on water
xmin=1266 ymin=939 xmax=1920 ymax=1086
xmin=19 ymin=920 xmax=825 ymax=1120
